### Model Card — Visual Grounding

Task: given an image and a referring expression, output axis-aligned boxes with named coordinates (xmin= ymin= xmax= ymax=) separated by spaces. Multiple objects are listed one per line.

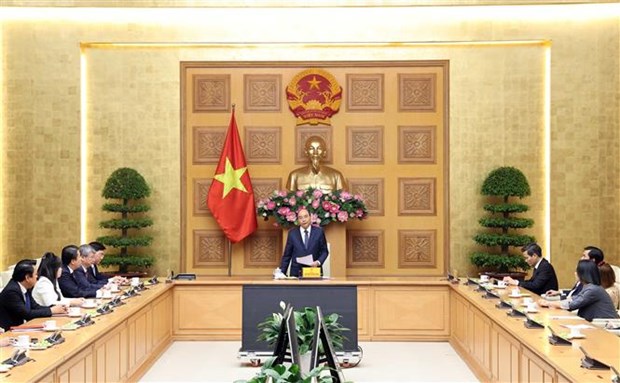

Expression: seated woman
xmin=32 ymin=252 xmax=84 ymax=307
xmin=538 ymin=260 xmax=619 ymax=321
xmin=599 ymin=263 xmax=620 ymax=310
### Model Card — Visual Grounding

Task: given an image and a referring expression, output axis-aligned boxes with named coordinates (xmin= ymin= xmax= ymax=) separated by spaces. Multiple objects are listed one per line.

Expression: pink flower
xmin=312 ymin=199 xmax=320 ymax=209
xmin=322 ymin=201 xmax=332 ymax=210
xmin=277 ymin=207 xmax=290 ymax=216
xmin=310 ymin=213 xmax=319 ymax=224
xmin=296 ymin=190 xmax=304 ymax=197
xmin=313 ymin=189 xmax=323 ymax=198
xmin=356 ymin=209 xmax=364 ymax=217
xmin=286 ymin=212 xmax=297 ymax=222
xmin=340 ymin=191 xmax=351 ymax=200
xmin=330 ymin=213 xmax=336 ymax=218
xmin=289 ymin=197 xmax=296 ymax=206
xmin=354 ymin=194 xmax=362 ymax=200
xmin=337 ymin=211 xmax=349 ymax=222
xmin=266 ymin=201 xmax=276 ymax=210
xmin=277 ymin=190 xmax=287 ymax=197
xmin=329 ymin=204 xmax=340 ymax=213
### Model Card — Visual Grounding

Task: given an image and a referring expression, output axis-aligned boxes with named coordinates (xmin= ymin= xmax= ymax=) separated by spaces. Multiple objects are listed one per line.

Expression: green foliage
xmin=234 ymin=357 xmax=334 ymax=383
xmin=100 ymin=255 xmax=155 ymax=268
xmin=470 ymin=166 xmax=534 ymax=273
xmin=257 ymin=304 xmax=348 ymax=356
xmin=96 ymin=235 xmax=153 ymax=248
xmin=479 ymin=217 xmax=534 ymax=229
xmin=474 ymin=232 xmax=534 ymax=248
xmin=483 ymin=203 xmax=529 ymax=214
xmin=481 ymin=167 xmax=531 ymax=198
xmin=102 ymin=168 xmax=151 ymax=200
xmin=99 ymin=168 xmax=154 ymax=273
xmin=470 ymin=252 xmax=529 ymax=272
xmin=99 ymin=218 xmax=154 ymax=230
xmin=102 ymin=203 xmax=151 ymax=213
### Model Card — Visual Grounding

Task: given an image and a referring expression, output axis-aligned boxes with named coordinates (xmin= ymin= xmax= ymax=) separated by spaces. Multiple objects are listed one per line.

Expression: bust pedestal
xmin=325 ymin=224 xmax=346 ymax=278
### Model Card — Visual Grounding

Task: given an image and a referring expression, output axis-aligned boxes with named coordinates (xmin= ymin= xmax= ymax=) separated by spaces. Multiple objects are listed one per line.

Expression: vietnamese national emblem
xmin=286 ymin=69 xmax=342 ymax=126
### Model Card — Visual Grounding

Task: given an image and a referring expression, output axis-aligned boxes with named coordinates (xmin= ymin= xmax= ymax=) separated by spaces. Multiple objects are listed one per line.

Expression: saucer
xmin=526 ymin=309 xmax=539 ymax=313
xmin=509 ymin=294 xmax=522 ymax=298
xmin=494 ymin=285 xmax=507 ymax=289
xmin=68 ymin=312 xmax=82 ymax=317
xmin=43 ymin=326 xmax=59 ymax=332
xmin=568 ymin=334 xmax=585 ymax=339
xmin=0 ymin=364 xmax=11 ymax=373
xmin=82 ymin=303 xmax=97 ymax=309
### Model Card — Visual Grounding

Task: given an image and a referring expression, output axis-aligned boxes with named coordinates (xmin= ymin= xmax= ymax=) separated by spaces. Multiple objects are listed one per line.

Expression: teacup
xmin=96 ymin=290 xmax=103 ymax=298
xmin=522 ymin=297 xmax=533 ymax=305
xmin=497 ymin=280 xmax=507 ymax=288
xmin=15 ymin=334 xmax=30 ymax=347
xmin=110 ymin=284 xmax=119 ymax=292
xmin=511 ymin=288 xmax=521 ymax=296
xmin=102 ymin=290 xmax=112 ymax=298
xmin=84 ymin=298 xmax=95 ymax=307
xmin=131 ymin=277 xmax=140 ymax=287
xmin=527 ymin=303 xmax=537 ymax=312
xmin=480 ymin=275 xmax=489 ymax=282
xmin=68 ymin=307 xmax=81 ymax=316
xmin=43 ymin=320 xmax=57 ymax=330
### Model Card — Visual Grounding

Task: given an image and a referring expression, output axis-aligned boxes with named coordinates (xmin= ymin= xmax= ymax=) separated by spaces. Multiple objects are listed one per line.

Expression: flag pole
xmin=227 ymin=239 xmax=232 ymax=277
xmin=227 ymin=103 xmax=236 ymax=278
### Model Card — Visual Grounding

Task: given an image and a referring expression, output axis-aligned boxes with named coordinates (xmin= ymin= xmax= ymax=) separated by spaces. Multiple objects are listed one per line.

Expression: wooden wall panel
xmin=181 ymin=61 xmax=448 ymax=278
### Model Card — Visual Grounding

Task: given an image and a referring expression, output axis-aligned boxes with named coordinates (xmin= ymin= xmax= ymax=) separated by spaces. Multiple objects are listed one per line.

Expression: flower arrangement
xmin=257 ymin=188 xmax=368 ymax=228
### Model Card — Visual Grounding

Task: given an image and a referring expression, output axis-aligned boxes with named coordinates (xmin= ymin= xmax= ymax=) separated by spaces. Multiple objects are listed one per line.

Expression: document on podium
xmin=296 ymin=254 xmax=314 ymax=266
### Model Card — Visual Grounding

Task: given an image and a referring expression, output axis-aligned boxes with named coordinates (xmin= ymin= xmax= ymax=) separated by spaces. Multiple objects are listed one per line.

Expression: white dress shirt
xmin=32 ymin=276 xmax=71 ymax=307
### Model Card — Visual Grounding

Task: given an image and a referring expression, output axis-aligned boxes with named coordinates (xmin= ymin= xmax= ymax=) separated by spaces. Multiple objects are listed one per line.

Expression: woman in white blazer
xmin=33 ymin=252 xmax=84 ymax=307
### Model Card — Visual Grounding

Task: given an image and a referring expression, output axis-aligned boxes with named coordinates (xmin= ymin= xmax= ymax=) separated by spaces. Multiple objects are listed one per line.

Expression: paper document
xmin=296 ymin=254 xmax=315 ymax=266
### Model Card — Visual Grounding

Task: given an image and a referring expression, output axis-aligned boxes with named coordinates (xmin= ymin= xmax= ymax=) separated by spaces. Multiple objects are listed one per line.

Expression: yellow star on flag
xmin=307 ymin=76 xmax=322 ymax=90
xmin=213 ymin=157 xmax=248 ymax=198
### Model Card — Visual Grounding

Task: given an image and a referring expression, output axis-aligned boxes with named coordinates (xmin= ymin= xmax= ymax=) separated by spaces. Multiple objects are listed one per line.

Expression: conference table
xmin=0 ymin=277 xmax=618 ymax=382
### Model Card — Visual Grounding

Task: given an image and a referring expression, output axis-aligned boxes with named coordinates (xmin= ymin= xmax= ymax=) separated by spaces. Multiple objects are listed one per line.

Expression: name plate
xmin=302 ymin=267 xmax=321 ymax=278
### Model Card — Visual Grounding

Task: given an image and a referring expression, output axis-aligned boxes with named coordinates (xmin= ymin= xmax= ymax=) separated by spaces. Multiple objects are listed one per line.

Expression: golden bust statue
xmin=286 ymin=135 xmax=348 ymax=194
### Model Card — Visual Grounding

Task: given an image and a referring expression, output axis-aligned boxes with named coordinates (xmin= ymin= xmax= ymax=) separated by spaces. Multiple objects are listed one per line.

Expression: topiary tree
xmin=470 ymin=166 xmax=535 ymax=275
xmin=97 ymin=167 xmax=154 ymax=274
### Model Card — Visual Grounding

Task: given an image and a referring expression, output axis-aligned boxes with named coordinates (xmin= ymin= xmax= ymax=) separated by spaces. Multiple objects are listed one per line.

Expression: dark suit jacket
xmin=0 ymin=279 xmax=52 ymax=331
xmin=88 ymin=265 xmax=108 ymax=287
xmin=280 ymin=225 xmax=329 ymax=277
xmin=58 ymin=265 xmax=98 ymax=298
xmin=521 ymin=258 xmax=559 ymax=295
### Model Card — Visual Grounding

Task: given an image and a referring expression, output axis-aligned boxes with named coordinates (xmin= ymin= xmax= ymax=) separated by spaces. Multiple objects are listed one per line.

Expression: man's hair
xmin=584 ymin=246 xmax=604 ymax=265
xmin=78 ymin=244 xmax=95 ymax=258
xmin=61 ymin=244 xmax=79 ymax=266
xmin=89 ymin=241 xmax=106 ymax=252
xmin=12 ymin=259 xmax=37 ymax=282
xmin=576 ymin=259 xmax=601 ymax=285
xmin=521 ymin=243 xmax=542 ymax=258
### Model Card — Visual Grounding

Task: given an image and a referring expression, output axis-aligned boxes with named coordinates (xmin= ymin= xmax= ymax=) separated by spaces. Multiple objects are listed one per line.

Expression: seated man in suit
xmin=504 ymin=243 xmax=559 ymax=295
xmin=77 ymin=244 xmax=107 ymax=289
xmin=0 ymin=259 xmax=66 ymax=331
xmin=89 ymin=241 xmax=126 ymax=285
xmin=58 ymin=245 xmax=99 ymax=298
xmin=545 ymin=245 xmax=604 ymax=299
xmin=279 ymin=208 xmax=329 ymax=277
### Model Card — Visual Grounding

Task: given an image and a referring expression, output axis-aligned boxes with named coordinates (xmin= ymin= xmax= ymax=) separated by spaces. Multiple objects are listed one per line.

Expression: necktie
xmin=304 ymin=229 xmax=309 ymax=249
xmin=25 ymin=293 xmax=31 ymax=311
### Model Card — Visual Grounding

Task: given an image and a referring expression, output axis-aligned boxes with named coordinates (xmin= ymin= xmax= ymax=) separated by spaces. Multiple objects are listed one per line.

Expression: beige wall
xmin=1 ymin=3 xmax=619 ymax=286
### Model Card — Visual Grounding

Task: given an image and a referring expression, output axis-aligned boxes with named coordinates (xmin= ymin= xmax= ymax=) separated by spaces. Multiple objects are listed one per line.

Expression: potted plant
xmin=97 ymin=167 xmax=155 ymax=274
xmin=470 ymin=166 xmax=535 ymax=279
xmin=257 ymin=302 xmax=348 ymax=373
xmin=234 ymin=357 xmax=333 ymax=383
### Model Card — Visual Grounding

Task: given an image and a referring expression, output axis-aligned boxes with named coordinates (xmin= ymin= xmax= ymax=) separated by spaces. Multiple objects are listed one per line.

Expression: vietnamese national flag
xmin=207 ymin=110 xmax=257 ymax=243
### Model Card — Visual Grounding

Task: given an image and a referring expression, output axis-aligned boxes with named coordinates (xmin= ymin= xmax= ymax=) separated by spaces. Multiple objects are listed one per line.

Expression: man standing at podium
xmin=279 ymin=208 xmax=329 ymax=277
